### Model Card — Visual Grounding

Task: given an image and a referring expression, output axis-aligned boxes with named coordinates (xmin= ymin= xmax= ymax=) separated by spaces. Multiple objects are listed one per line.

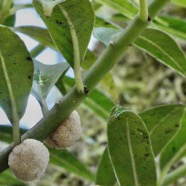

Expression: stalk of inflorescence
xmin=0 ymin=0 xmax=171 ymax=173
xmin=59 ymin=4 xmax=85 ymax=94
xmin=157 ymin=143 xmax=186 ymax=186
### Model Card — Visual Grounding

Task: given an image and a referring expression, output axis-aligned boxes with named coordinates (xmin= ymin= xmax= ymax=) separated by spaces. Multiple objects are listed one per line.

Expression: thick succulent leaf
xmin=139 ymin=104 xmax=185 ymax=156
xmin=0 ymin=26 xmax=34 ymax=122
xmin=0 ymin=125 xmax=94 ymax=181
xmin=14 ymin=26 xmax=56 ymax=49
xmin=50 ymin=149 xmax=95 ymax=181
xmin=57 ymin=76 xmax=114 ymax=121
xmin=96 ymin=148 xmax=116 ymax=185
xmin=107 ymin=106 xmax=156 ymax=186
xmin=135 ymin=28 xmax=186 ymax=77
xmin=33 ymin=0 xmax=95 ymax=67
xmin=155 ymin=16 xmax=186 ymax=40
xmin=160 ymin=109 xmax=186 ymax=169
xmin=32 ymin=60 xmax=69 ymax=101
xmin=95 ymin=0 xmax=138 ymax=19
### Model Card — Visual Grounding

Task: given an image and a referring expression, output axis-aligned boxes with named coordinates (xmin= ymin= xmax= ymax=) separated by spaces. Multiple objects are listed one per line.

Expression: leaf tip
xmin=36 ymin=0 xmax=65 ymax=17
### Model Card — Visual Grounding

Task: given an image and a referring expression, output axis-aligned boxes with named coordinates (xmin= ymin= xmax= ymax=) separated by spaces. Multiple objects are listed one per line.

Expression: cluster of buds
xmin=8 ymin=110 xmax=82 ymax=182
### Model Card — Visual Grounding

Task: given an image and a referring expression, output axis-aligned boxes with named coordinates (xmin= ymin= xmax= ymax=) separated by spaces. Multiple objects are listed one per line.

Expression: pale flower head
xmin=45 ymin=110 xmax=82 ymax=149
xmin=8 ymin=139 xmax=50 ymax=182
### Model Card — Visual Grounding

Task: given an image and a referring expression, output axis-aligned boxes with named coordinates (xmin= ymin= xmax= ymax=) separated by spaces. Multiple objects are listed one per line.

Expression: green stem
xmin=40 ymin=97 xmax=49 ymax=116
xmin=37 ymin=70 xmax=49 ymax=115
xmin=0 ymin=50 xmax=20 ymax=146
xmin=139 ymin=0 xmax=148 ymax=21
xmin=157 ymin=143 xmax=186 ymax=186
xmin=39 ymin=87 xmax=49 ymax=116
xmin=2 ymin=0 xmax=12 ymax=10
xmin=0 ymin=0 xmax=12 ymax=24
xmin=162 ymin=165 xmax=186 ymax=186
xmin=12 ymin=120 xmax=20 ymax=146
xmin=161 ymin=163 xmax=186 ymax=186
xmin=0 ymin=0 xmax=170 ymax=173
xmin=59 ymin=5 xmax=84 ymax=94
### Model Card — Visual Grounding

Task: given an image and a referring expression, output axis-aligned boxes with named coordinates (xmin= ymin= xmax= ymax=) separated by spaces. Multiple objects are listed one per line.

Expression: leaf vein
xmin=139 ymin=36 xmax=186 ymax=75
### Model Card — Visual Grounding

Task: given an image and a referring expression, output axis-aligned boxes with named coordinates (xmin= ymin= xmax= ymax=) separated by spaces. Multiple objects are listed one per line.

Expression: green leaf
xmin=107 ymin=106 xmax=156 ymax=186
xmin=135 ymin=28 xmax=186 ymax=77
xmin=95 ymin=0 xmax=138 ymax=19
xmin=172 ymin=0 xmax=186 ymax=7
xmin=100 ymin=72 xmax=119 ymax=103
xmin=139 ymin=104 xmax=185 ymax=156
xmin=94 ymin=27 xmax=186 ymax=77
xmin=160 ymin=109 xmax=186 ymax=169
xmin=81 ymin=50 xmax=97 ymax=70
xmin=14 ymin=26 xmax=56 ymax=49
xmin=83 ymin=90 xmax=114 ymax=120
xmin=50 ymin=149 xmax=95 ymax=181
xmin=4 ymin=14 xmax=15 ymax=27
xmin=155 ymin=16 xmax=186 ymax=40
xmin=0 ymin=170 xmax=25 ymax=185
xmin=96 ymin=148 xmax=116 ymax=186
xmin=95 ymin=17 xmax=119 ymax=29
xmin=33 ymin=0 xmax=95 ymax=67
xmin=32 ymin=60 xmax=69 ymax=102
xmin=0 ymin=26 xmax=34 ymax=121
xmin=93 ymin=27 xmax=121 ymax=46
xmin=0 ymin=125 xmax=94 ymax=182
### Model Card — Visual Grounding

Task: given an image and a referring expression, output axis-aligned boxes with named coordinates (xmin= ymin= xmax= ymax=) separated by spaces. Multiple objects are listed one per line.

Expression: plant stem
xmin=0 ymin=50 xmax=20 ymax=146
xmin=12 ymin=119 xmax=20 ymax=146
xmin=39 ymin=88 xmax=49 ymax=116
xmin=59 ymin=5 xmax=84 ymax=94
xmin=0 ymin=0 xmax=12 ymax=24
xmin=0 ymin=0 xmax=170 ymax=173
xmin=139 ymin=0 xmax=148 ymax=21
xmin=161 ymin=163 xmax=186 ymax=186
xmin=40 ymin=98 xmax=49 ymax=115
xmin=157 ymin=143 xmax=186 ymax=186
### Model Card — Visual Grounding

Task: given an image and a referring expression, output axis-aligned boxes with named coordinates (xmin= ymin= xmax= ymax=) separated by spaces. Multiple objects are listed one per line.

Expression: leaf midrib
xmin=0 ymin=50 xmax=19 ymax=123
xmin=126 ymin=117 xmax=139 ymax=186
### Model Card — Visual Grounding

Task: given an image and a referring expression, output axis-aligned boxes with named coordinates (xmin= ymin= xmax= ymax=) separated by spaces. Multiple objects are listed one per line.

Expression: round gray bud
xmin=8 ymin=139 xmax=50 ymax=181
xmin=45 ymin=110 xmax=82 ymax=149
